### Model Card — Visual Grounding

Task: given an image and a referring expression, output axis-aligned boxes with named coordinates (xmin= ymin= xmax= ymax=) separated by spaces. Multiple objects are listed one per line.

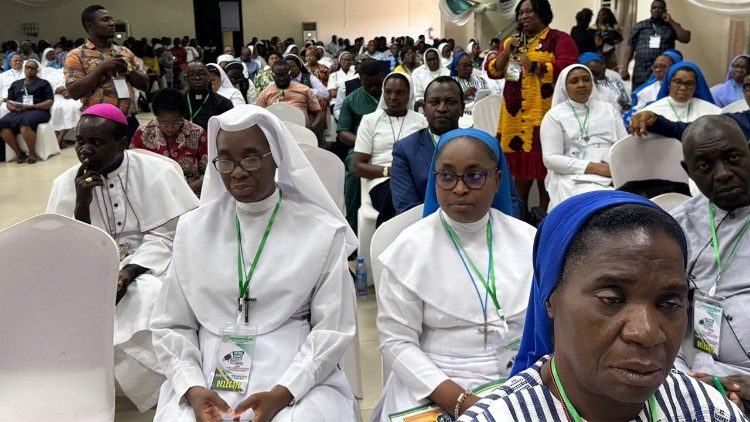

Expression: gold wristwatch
xmin=382 ymin=166 xmax=390 ymax=177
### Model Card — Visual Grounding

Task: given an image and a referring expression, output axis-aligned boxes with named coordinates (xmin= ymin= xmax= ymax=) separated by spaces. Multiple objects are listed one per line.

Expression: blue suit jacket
xmin=651 ymin=111 xmax=750 ymax=142
xmin=391 ymin=128 xmax=527 ymax=218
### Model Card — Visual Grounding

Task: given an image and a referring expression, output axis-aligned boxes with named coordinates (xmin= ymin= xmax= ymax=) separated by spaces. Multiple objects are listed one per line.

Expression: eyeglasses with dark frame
xmin=433 ymin=169 xmax=498 ymax=190
xmin=670 ymin=78 xmax=697 ymax=90
xmin=212 ymin=152 xmax=272 ymax=174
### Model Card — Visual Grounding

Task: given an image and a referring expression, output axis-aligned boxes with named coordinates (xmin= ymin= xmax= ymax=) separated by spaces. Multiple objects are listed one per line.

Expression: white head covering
xmin=378 ymin=72 xmax=416 ymax=111
xmin=225 ymin=60 xmax=249 ymax=79
xmin=283 ymin=44 xmax=298 ymax=56
xmin=420 ymin=48 xmax=444 ymax=76
xmin=481 ymin=51 xmax=497 ymax=77
xmin=40 ymin=48 xmax=55 ymax=67
xmin=466 ymin=41 xmax=477 ymax=56
xmin=206 ymin=63 xmax=236 ymax=95
xmin=216 ymin=54 xmax=234 ymax=64
xmin=551 ymin=64 xmax=597 ymax=106
xmin=200 ymin=105 xmax=357 ymax=251
xmin=438 ymin=42 xmax=452 ymax=67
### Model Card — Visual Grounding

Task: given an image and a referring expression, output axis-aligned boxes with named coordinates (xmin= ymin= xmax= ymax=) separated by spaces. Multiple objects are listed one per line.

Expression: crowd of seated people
xmin=6 ymin=1 xmax=750 ymax=421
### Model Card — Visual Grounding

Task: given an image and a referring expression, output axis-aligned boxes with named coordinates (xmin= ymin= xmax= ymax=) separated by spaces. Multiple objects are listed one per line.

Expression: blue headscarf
xmin=578 ymin=52 xmax=605 ymax=65
xmin=655 ymin=61 xmax=715 ymax=104
xmin=510 ymin=191 xmax=688 ymax=376
xmin=422 ymin=128 xmax=513 ymax=217
xmin=630 ymin=49 xmax=683 ymax=108
xmin=449 ymin=52 xmax=468 ymax=77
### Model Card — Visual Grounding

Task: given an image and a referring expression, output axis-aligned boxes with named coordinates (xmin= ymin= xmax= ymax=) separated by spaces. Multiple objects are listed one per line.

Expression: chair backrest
xmin=722 ymin=99 xmax=749 ymax=114
xmin=267 ymin=102 xmax=306 ymax=126
xmin=471 ymin=94 xmax=502 ymax=134
xmin=370 ymin=204 xmax=424 ymax=292
xmin=0 ymin=214 xmax=118 ymax=420
xmin=650 ymin=192 xmax=691 ymax=212
xmin=284 ymin=121 xmax=318 ymax=147
xmin=609 ymin=134 xmax=687 ymax=188
xmin=130 ymin=148 xmax=185 ymax=177
xmin=300 ymin=144 xmax=345 ymax=212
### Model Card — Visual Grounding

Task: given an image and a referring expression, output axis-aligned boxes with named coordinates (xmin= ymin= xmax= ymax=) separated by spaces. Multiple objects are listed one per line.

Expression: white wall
xmin=0 ymin=0 xmax=195 ymax=42
xmin=241 ymin=0 xmax=441 ymax=45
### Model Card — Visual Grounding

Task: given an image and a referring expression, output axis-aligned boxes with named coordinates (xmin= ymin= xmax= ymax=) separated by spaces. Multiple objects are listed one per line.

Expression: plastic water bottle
xmin=355 ymin=256 xmax=368 ymax=298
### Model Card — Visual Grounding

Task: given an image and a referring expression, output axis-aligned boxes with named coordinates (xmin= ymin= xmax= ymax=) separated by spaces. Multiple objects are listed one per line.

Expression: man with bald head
xmin=670 ymin=115 xmax=750 ymax=411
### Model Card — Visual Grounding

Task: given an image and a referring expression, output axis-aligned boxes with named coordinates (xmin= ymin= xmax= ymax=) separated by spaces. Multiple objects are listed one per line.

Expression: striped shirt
xmin=459 ymin=355 xmax=748 ymax=422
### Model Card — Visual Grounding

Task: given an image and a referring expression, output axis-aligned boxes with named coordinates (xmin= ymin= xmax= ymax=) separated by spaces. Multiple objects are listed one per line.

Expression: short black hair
xmin=490 ymin=38 xmax=500 ymax=45
xmin=561 ymin=204 xmax=687 ymax=285
xmin=81 ymin=4 xmax=106 ymax=31
xmin=400 ymin=46 xmax=415 ymax=61
xmin=359 ymin=59 xmax=383 ymax=77
xmin=575 ymin=8 xmax=593 ymax=27
xmin=272 ymin=61 xmax=288 ymax=72
xmin=152 ymin=88 xmax=187 ymax=117
xmin=424 ymin=76 xmax=464 ymax=104
xmin=516 ymin=0 xmax=554 ymax=26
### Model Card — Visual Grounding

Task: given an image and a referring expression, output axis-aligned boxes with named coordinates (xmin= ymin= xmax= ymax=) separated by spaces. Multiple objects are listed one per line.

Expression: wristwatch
xmin=382 ymin=166 xmax=390 ymax=177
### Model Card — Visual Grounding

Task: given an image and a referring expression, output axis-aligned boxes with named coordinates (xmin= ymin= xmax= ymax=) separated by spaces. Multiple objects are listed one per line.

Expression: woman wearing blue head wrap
xmin=450 ymin=52 xmax=490 ymax=113
xmin=373 ymin=128 xmax=536 ymax=421
xmin=630 ymin=50 xmax=682 ymax=110
xmin=459 ymin=191 xmax=747 ymax=422
xmin=711 ymin=55 xmax=749 ymax=108
xmin=642 ymin=61 xmax=720 ymax=123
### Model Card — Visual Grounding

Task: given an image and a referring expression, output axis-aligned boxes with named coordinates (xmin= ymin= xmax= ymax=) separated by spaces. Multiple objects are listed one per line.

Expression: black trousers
xmin=126 ymin=115 xmax=140 ymax=141
xmin=370 ymin=179 xmax=397 ymax=227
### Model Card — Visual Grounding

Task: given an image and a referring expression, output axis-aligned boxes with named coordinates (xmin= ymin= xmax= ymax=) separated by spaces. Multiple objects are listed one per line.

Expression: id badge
xmin=210 ymin=322 xmax=258 ymax=393
xmin=113 ymin=77 xmax=131 ymax=99
xmin=692 ymin=294 xmax=723 ymax=358
xmin=22 ymin=95 xmax=33 ymax=105
xmin=506 ymin=59 xmax=522 ymax=82
xmin=649 ymin=35 xmax=661 ymax=49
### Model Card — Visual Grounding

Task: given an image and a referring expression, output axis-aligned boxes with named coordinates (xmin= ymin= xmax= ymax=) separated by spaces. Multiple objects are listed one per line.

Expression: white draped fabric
xmin=685 ymin=0 xmax=750 ymax=16
xmin=40 ymin=67 xmax=82 ymax=131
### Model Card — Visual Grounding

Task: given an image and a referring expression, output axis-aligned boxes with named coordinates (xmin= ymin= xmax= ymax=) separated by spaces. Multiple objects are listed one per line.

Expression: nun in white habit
xmin=540 ymin=64 xmax=628 ymax=211
xmin=371 ymin=128 xmax=535 ymax=421
xmin=412 ymin=48 xmax=451 ymax=105
xmin=151 ymin=105 xmax=359 ymax=421
xmin=206 ymin=63 xmax=246 ymax=107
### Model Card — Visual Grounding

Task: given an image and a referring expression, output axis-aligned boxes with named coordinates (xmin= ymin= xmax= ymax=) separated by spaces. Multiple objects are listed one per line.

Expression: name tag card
xmin=113 ymin=77 xmax=131 ymax=99
xmin=693 ymin=294 xmax=723 ymax=358
xmin=22 ymin=95 xmax=33 ymax=105
xmin=649 ymin=35 xmax=661 ymax=49
xmin=210 ymin=322 xmax=258 ymax=393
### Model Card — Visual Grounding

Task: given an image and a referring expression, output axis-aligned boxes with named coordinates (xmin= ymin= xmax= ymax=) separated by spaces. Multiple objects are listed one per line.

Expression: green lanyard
xmin=187 ymin=94 xmax=209 ymax=122
xmin=708 ymin=202 xmax=750 ymax=295
xmin=22 ymin=82 xmax=29 ymax=96
xmin=566 ymin=101 xmax=590 ymax=139
xmin=440 ymin=213 xmax=504 ymax=321
xmin=235 ymin=191 xmax=282 ymax=322
xmin=651 ymin=23 xmax=662 ymax=36
xmin=667 ymin=99 xmax=691 ymax=123
xmin=551 ymin=357 xmax=659 ymax=422
xmin=429 ymin=131 xmax=437 ymax=146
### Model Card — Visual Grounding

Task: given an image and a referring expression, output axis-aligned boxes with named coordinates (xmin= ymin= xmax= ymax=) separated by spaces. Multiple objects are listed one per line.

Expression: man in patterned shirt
xmin=621 ymin=0 xmax=690 ymax=89
xmin=65 ymin=4 xmax=149 ymax=138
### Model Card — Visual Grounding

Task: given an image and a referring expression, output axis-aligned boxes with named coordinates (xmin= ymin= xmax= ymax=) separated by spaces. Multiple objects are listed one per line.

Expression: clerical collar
xmin=441 ymin=208 xmax=490 ymax=235
xmin=190 ymin=91 xmax=209 ymax=100
xmin=236 ymin=187 xmax=280 ymax=214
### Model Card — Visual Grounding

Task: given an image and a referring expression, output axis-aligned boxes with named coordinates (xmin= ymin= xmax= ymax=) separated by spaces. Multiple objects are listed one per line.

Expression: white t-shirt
xmin=354 ymin=108 xmax=427 ymax=191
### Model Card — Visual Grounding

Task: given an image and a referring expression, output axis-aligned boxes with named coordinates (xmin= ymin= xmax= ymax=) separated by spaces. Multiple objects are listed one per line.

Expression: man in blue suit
xmin=391 ymin=76 xmax=526 ymax=218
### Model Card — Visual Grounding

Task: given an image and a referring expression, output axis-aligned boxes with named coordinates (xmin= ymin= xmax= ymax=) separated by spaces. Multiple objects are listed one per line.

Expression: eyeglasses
xmin=670 ymin=78 xmax=697 ymax=90
xmin=212 ymin=152 xmax=272 ymax=174
xmin=651 ymin=63 xmax=668 ymax=70
xmin=156 ymin=119 xmax=182 ymax=128
xmin=434 ymin=169 xmax=497 ymax=190
xmin=457 ymin=63 xmax=473 ymax=69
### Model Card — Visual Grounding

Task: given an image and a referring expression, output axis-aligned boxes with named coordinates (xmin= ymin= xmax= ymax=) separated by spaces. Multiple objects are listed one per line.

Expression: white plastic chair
xmin=722 ymin=99 xmax=749 ymax=114
xmin=0 ymin=214 xmax=118 ymax=421
xmin=370 ymin=204 xmax=424 ymax=385
xmin=472 ymin=94 xmax=502 ymax=134
xmin=299 ymin=144 xmax=345 ymax=212
xmin=129 ymin=148 xmax=185 ymax=177
xmin=609 ymin=134 xmax=688 ymax=189
xmin=650 ymin=192 xmax=691 ymax=212
xmin=357 ymin=179 xmax=379 ymax=286
xmin=5 ymin=123 xmax=61 ymax=161
xmin=283 ymin=121 xmax=318 ymax=147
xmin=266 ymin=102 xmax=306 ymax=127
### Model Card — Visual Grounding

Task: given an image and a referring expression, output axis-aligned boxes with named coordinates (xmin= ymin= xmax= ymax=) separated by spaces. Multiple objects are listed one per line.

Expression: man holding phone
xmin=64 ymin=4 xmax=149 ymax=138
xmin=621 ymin=0 xmax=691 ymax=88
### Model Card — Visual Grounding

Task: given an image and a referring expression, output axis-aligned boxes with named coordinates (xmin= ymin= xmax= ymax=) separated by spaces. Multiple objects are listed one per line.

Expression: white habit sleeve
xmin=540 ymin=113 xmax=589 ymax=175
xmin=126 ymin=217 xmax=178 ymax=276
xmin=377 ymin=267 xmax=450 ymax=400
xmin=276 ymin=227 xmax=356 ymax=400
xmin=150 ymin=263 xmax=207 ymax=400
